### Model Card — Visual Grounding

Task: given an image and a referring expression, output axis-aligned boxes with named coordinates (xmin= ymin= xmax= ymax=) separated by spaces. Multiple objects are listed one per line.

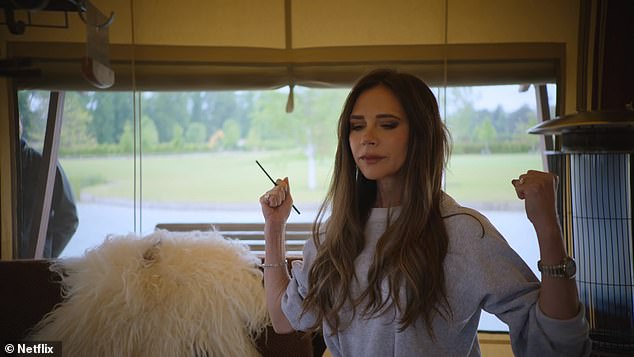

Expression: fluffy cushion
xmin=29 ymin=229 xmax=269 ymax=357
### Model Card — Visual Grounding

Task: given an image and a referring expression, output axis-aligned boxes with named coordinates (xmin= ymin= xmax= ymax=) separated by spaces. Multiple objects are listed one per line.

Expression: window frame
xmin=6 ymin=42 xmax=565 ymax=259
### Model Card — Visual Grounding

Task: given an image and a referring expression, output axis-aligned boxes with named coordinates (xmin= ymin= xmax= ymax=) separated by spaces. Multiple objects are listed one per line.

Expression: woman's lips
xmin=361 ymin=155 xmax=385 ymax=164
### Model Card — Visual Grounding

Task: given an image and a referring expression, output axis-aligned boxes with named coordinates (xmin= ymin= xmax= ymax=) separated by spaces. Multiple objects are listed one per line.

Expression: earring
xmin=355 ymin=166 xmax=359 ymax=181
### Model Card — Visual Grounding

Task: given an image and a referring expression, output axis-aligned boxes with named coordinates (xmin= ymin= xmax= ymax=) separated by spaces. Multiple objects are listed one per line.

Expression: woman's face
xmin=349 ymin=85 xmax=409 ymax=183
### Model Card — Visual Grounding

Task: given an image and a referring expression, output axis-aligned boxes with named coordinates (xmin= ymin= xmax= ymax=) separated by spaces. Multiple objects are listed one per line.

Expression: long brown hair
xmin=303 ymin=69 xmax=452 ymax=336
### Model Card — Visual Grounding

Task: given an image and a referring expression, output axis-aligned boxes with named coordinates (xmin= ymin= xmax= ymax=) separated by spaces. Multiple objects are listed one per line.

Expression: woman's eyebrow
xmin=376 ymin=113 xmax=402 ymax=120
xmin=350 ymin=113 xmax=401 ymax=120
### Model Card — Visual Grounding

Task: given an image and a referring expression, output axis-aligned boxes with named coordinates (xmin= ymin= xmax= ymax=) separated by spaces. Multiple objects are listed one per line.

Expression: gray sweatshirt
xmin=281 ymin=194 xmax=590 ymax=356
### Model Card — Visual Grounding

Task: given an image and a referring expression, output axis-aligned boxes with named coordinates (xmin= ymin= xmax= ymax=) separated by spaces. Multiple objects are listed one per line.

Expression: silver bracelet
xmin=261 ymin=260 xmax=287 ymax=268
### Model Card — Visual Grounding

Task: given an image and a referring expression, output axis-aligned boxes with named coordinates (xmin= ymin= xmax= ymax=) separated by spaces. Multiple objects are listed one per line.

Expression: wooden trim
xmin=478 ymin=331 xmax=511 ymax=345
xmin=535 ymin=84 xmax=553 ymax=170
xmin=0 ymin=78 xmax=16 ymax=260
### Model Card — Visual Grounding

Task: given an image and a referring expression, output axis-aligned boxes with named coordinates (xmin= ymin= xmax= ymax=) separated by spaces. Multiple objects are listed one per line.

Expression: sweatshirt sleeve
xmin=280 ymin=236 xmax=319 ymax=331
xmin=472 ymin=216 xmax=591 ymax=357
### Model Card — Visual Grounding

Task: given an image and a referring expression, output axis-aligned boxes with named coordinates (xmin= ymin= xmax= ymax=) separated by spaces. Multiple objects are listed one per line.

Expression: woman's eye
xmin=350 ymin=123 xmax=364 ymax=131
xmin=381 ymin=122 xmax=399 ymax=129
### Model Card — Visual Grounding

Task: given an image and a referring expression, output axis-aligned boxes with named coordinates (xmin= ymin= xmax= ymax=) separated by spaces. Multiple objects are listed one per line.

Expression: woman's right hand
xmin=259 ymin=177 xmax=293 ymax=226
xmin=259 ymin=177 xmax=296 ymax=334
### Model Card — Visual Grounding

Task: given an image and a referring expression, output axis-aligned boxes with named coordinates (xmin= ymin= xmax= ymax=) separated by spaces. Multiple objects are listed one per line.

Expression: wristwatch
xmin=538 ymin=256 xmax=576 ymax=279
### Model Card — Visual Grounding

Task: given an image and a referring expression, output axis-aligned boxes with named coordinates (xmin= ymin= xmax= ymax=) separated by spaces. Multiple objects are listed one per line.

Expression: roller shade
xmin=9 ymin=42 xmax=564 ymax=90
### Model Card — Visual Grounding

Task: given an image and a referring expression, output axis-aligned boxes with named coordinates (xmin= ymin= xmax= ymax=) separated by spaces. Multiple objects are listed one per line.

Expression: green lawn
xmin=60 ymin=151 xmax=543 ymax=207
xmin=445 ymin=153 xmax=542 ymax=207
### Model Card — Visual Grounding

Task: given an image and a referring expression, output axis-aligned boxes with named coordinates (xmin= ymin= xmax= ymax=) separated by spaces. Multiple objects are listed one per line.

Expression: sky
xmin=470 ymin=84 xmax=557 ymax=112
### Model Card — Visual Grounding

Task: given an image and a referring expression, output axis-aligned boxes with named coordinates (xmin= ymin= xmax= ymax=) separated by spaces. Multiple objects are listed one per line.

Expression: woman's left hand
xmin=513 ymin=172 xmax=582 ymax=321
xmin=512 ymin=170 xmax=560 ymax=233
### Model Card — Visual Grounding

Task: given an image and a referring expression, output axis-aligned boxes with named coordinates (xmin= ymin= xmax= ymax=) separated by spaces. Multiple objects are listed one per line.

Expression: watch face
xmin=564 ymin=257 xmax=577 ymax=278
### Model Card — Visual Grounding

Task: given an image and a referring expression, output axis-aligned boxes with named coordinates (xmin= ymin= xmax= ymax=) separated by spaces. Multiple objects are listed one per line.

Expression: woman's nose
xmin=361 ymin=129 xmax=377 ymax=146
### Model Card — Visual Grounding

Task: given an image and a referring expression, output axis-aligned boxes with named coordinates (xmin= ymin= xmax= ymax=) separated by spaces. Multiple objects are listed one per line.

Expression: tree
xmin=295 ymin=88 xmax=346 ymax=158
xmin=170 ymin=123 xmax=184 ymax=149
xmin=246 ymin=87 xmax=345 ymax=189
xmin=246 ymin=90 xmax=294 ymax=149
xmin=61 ymin=92 xmax=97 ymax=150
xmin=235 ymin=91 xmax=254 ymax=137
xmin=446 ymin=87 xmax=478 ymax=143
xmin=118 ymin=122 xmax=134 ymax=153
xmin=184 ymin=122 xmax=207 ymax=144
xmin=292 ymin=88 xmax=346 ymax=190
xmin=117 ymin=115 xmax=159 ymax=153
xmin=512 ymin=107 xmax=540 ymax=151
xmin=221 ymin=119 xmax=241 ymax=149
xmin=489 ymin=105 xmax=511 ymax=141
xmin=17 ymin=90 xmax=50 ymax=145
xmin=141 ymin=115 xmax=160 ymax=151
xmin=143 ymin=92 xmax=189 ymax=143
xmin=88 ymin=92 xmax=133 ymax=145
xmin=474 ymin=117 xmax=497 ymax=154
xmin=193 ymin=91 xmax=241 ymax=137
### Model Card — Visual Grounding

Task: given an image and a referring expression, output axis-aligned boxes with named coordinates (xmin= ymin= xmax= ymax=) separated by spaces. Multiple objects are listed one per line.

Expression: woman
xmin=259 ymin=69 xmax=590 ymax=356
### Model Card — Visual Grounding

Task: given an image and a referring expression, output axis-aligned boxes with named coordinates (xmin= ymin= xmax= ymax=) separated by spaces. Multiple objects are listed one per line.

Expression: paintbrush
xmin=256 ymin=160 xmax=301 ymax=215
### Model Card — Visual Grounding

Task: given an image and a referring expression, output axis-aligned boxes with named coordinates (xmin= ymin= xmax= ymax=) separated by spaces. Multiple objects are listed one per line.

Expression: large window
xmin=441 ymin=84 xmax=556 ymax=330
xmin=17 ymin=82 xmax=556 ymax=331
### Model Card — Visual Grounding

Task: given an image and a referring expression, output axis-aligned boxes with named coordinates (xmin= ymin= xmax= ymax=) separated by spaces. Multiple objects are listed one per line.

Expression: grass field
xmin=60 ymin=151 xmax=543 ymax=208
xmin=445 ymin=153 xmax=543 ymax=206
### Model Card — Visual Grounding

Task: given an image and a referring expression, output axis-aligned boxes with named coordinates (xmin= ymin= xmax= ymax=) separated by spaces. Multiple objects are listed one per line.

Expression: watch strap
xmin=537 ymin=256 xmax=576 ymax=279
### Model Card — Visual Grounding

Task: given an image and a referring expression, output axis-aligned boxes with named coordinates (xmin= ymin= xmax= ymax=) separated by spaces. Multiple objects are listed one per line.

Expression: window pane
xmin=136 ymin=88 xmax=346 ymax=233
xmin=444 ymin=84 xmax=554 ymax=331
xmin=61 ymin=92 xmax=136 ymax=256
xmin=17 ymin=82 xmax=554 ymax=333
xmin=18 ymin=91 xmax=136 ymax=258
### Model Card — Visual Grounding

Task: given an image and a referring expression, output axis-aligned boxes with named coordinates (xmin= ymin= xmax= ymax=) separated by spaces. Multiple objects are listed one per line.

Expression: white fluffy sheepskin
xmin=29 ymin=230 xmax=269 ymax=357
